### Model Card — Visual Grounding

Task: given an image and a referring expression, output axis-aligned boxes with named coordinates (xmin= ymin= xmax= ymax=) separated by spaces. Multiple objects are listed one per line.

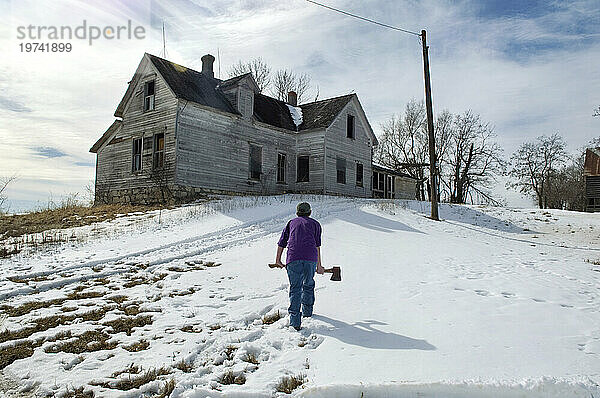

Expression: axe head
xmin=329 ymin=266 xmax=341 ymax=281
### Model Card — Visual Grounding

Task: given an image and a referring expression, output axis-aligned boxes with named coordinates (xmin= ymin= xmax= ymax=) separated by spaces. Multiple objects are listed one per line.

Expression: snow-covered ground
xmin=0 ymin=195 xmax=599 ymax=397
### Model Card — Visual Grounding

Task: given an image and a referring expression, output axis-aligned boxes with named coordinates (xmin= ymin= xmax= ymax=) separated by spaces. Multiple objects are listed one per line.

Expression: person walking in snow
xmin=275 ymin=202 xmax=325 ymax=330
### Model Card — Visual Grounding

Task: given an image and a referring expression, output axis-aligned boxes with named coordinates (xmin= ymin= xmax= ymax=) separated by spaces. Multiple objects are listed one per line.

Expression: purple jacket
xmin=278 ymin=216 xmax=322 ymax=264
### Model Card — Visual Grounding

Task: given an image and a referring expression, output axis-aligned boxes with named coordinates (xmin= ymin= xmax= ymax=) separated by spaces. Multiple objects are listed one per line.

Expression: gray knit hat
xmin=296 ymin=202 xmax=311 ymax=216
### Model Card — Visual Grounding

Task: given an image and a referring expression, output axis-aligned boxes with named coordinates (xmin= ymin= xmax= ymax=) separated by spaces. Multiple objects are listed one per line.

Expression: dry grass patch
xmin=123 ymin=339 xmax=150 ymax=352
xmin=262 ymin=310 xmax=282 ymax=325
xmin=223 ymin=345 xmax=238 ymax=360
xmin=66 ymin=290 xmax=105 ymax=300
xmin=124 ymin=273 xmax=167 ymax=288
xmin=7 ymin=274 xmax=49 ymax=283
xmin=218 ymin=370 xmax=246 ymax=385
xmin=168 ymin=287 xmax=197 ymax=298
xmin=181 ymin=325 xmax=202 ymax=333
xmin=0 ymin=203 xmax=158 ymax=239
xmin=0 ymin=339 xmax=40 ymax=369
xmin=62 ymin=386 xmax=95 ymax=398
xmin=174 ymin=359 xmax=193 ymax=373
xmin=93 ymin=367 xmax=172 ymax=391
xmin=1 ymin=297 xmax=65 ymax=317
xmin=275 ymin=374 xmax=306 ymax=394
xmin=103 ymin=315 xmax=153 ymax=336
xmin=107 ymin=295 xmax=128 ymax=304
xmin=111 ymin=364 xmax=142 ymax=378
xmin=0 ymin=308 xmax=108 ymax=344
xmin=1 ymin=290 xmax=106 ymax=318
xmin=46 ymin=330 xmax=118 ymax=354
xmin=242 ymin=352 xmax=259 ymax=365
xmin=156 ymin=379 xmax=176 ymax=398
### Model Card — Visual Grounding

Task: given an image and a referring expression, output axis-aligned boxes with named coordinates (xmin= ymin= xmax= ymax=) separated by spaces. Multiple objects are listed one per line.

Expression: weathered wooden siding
xmin=324 ymin=99 xmax=373 ymax=197
xmin=175 ymin=101 xmax=298 ymax=195
xmin=296 ymin=131 xmax=326 ymax=194
xmin=395 ymin=176 xmax=417 ymax=199
xmin=585 ymin=175 xmax=600 ymax=212
xmin=95 ymin=59 xmax=178 ymax=203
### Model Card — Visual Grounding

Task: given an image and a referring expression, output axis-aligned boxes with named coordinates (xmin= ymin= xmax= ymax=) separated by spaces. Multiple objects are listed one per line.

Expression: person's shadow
xmin=311 ymin=315 xmax=436 ymax=350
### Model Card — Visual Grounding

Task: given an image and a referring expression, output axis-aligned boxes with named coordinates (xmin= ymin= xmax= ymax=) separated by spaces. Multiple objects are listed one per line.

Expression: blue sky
xmin=1 ymin=0 xmax=599 ymax=209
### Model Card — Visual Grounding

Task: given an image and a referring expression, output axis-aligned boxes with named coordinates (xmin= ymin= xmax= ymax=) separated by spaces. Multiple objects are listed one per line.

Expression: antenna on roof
xmin=161 ymin=20 xmax=168 ymax=58
xmin=217 ymin=48 xmax=221 ymax=79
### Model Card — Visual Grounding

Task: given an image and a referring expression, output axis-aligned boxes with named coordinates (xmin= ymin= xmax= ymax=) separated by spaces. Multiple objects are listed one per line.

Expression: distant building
xmin=90 ymin=53 xmax=381 ymax=204
xmin=372 ymin=164 xmax=417 ymax=199
xmin=584 ymin=147 xmax=600 ymax=212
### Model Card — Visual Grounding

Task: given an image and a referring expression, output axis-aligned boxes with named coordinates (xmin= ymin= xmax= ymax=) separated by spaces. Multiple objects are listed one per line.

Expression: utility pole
xmin=421 ymin=29 xmax=439 ymax=221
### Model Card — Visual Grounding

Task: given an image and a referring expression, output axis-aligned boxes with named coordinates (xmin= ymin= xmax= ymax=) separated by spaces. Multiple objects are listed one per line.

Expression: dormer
xmin=218 ymin=73 xmax=260 ymax=120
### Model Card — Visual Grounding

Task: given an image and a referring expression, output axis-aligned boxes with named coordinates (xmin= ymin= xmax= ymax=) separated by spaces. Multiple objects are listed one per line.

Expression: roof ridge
xmin=145 ymin=52 xmax=204 ymax=77
xmin=300 ymin=93 xmax=355 ymax=107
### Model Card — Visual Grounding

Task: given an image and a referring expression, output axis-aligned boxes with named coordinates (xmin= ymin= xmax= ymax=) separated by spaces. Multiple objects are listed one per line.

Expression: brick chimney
xmin=201 ymin=54 xmax=215 ymax=78
xmin=287 ymin=91 xmax=297 ymax=107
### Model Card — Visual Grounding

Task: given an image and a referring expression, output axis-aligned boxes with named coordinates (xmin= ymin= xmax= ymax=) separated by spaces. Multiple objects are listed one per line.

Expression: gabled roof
xmin=298 ymin=94 xmax=354 ymax=130
xmin=253 ymin=93 xmax=297 ymax=131
xmin=108 ymin=53 xmax=373 ymax=137
xmin=90 ymin=120 xmax=122 ymax=153
xmin=218 ymin=73 xmax=260 ymax=93
xmin=146 ymin=53 xmax=237 ymax=114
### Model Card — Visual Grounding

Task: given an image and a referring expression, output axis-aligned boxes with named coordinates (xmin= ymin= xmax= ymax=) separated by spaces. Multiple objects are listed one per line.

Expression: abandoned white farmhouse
xmin=90 ymin=53 xmax=414 ymax=204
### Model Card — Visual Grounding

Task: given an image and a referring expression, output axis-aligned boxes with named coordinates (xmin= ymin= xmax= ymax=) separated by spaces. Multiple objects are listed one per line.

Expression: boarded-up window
xmin=277 ymin=153 xmax=286 ymax=183
xmin=153 ymin=133 xmax=164 ymax=169
xmin=337 ymin=157 xmax=346 ymax=184
xmin=249 ymin=144 xmax=262 ymax=180
xmin=347 ymin=114 xmax=355 ymax=139
xmin=144 ymin=81 xmax=155 ymax=111
xmin=297 ymin=156 xmax=309 ymax=182
xmin=356 ymin=163 xmax=363 ymax=186
xmin=132 ymin=137 xmax=142 ymax=172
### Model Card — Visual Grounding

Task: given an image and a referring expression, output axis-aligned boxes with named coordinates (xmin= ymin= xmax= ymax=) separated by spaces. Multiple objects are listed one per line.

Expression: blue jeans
xmin=286 ymin=260 xmax=316 ymax=327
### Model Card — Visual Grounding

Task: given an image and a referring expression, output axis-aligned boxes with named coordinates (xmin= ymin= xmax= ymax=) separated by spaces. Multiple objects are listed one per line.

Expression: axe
xmin=267 ymin=264 xmax=342 ymax=282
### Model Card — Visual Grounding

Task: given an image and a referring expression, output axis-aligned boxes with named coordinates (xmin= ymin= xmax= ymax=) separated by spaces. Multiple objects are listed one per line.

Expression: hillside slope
xmin=0 ymin=196 xmax=599 ymax=397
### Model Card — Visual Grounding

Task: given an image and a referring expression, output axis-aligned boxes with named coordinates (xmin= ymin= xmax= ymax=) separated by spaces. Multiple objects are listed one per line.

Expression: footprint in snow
xmin=474 ymin=290 xmax=489 ymax=296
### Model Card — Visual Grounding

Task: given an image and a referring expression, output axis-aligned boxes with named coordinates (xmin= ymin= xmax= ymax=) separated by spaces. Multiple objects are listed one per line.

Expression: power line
xmin=305 ymin=0 xmax=421 ymax=36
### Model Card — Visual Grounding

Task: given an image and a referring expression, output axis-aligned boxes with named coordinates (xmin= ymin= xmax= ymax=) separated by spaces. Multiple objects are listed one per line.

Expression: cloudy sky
xmin=1 ymin=0 xmax=599 ymax=209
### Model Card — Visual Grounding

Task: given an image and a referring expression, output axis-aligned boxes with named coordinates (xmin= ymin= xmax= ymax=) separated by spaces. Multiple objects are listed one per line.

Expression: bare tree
xmin=593 ymin=106 xmax=600 ymax=117
xmin=508 ymin=134 xmax=568 ymax=209
xmin=375 ymin=100 xmax=429 ymax=200
xmin=0 ymin=175 xmax=17 ymax=213
xmin=147 ymin=160 xmax=174 ymax=206
xmin=228 ymin=57 xmax=271 ymax=93
xmin=270 ymin=69 xmax=312 ymax=104
xmin=447 ymin=111 xmax=504 ymax=205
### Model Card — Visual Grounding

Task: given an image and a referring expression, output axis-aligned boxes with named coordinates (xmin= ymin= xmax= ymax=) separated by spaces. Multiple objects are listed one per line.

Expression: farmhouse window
xmin=153 ymin=133 xmax=164 ymax=169
xmin=356 ymin=163 xmax=363 ymax=186
xmin=297 ymin=156 xmax=309 ymax=182
xmin=132 ymin=137 xmax=142 ymax=172
xmin=336 ymin=157 xmax=346 ymax=184
xmin=346 ymin=114 xmax=355 ymax=139
xmin=249 ymin=144 xmax=262 ymax=180
xmin=277 ymin=153 xmax=286 ymax=183
xmin=144 ymin=80 xmax=155 ymax=111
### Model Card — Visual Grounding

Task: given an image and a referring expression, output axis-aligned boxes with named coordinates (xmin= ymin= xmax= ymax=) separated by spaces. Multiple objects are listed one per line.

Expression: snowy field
xmin=0 ymin=195 xmax=599 ymax=397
